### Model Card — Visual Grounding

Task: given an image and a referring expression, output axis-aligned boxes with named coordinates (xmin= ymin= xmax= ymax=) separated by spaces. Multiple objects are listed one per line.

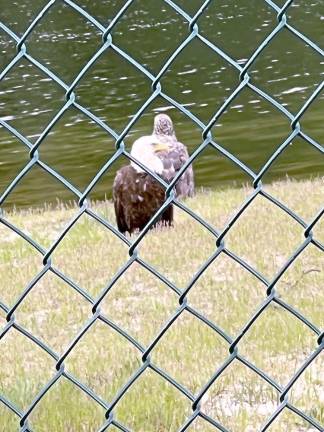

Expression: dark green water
xmin=0 ymin=0 xmax=323 ymax=208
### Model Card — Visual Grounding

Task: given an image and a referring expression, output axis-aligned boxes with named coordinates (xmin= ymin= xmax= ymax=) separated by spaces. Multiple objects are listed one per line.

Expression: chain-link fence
xmin=0 ymin=1 xmax=323 ymax=431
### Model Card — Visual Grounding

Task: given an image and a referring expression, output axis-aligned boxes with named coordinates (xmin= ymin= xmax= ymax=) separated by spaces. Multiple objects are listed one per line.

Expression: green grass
xmin=0 ymin=177 xmax=323 ymax=432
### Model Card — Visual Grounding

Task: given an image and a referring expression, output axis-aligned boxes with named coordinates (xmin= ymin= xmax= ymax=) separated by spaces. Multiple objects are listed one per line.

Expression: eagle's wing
xmin=158 ymin=141 xmax=194 ymax=198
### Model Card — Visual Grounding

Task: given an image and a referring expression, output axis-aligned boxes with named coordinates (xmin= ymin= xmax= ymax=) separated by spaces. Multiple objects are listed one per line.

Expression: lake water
xmin=0 ymin=0 xmax=323 ymax=208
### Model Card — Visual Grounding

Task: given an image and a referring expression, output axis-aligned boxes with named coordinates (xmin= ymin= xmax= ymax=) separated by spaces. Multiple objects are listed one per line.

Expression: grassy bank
xmin=0 ymin=178 xmax=323 ymax=432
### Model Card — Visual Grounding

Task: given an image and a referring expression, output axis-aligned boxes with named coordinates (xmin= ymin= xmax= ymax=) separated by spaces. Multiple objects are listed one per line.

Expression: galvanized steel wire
xmin=0 ymin=0 xmax=323 ymax=431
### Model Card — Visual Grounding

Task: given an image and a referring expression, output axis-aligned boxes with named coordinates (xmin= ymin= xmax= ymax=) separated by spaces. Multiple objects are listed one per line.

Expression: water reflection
xmin=0 ymin=0 xmax=323 ymax=207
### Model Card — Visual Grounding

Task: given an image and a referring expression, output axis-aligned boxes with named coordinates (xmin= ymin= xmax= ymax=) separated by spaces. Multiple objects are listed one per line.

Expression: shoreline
xmin=2 ymin=175 xmax=323 ymax=216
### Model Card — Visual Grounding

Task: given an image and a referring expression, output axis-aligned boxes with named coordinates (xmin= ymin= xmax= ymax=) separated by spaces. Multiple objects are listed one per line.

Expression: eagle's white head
xmin=130 ymin=136 xmax=168 ymax=174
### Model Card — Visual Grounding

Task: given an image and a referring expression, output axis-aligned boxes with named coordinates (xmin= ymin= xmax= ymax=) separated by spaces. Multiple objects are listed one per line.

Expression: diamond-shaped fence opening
xmin=197 ymin=0 xmax=279 ymax=62
xmin=13 ymin=270 xmax=91 ymax=354
xmin=98 ymin=262 xmax=179 ymax=346
xmin=112 ymin=0 xmax=190 ymax=74
xmin=0 ymin=58 xmax=65 ymax=139
xmin=0 ymin=1 xmax=323 ymax=431
xmin=250 ymin=28 xmax=323 ymax=111
xmin=159 ymin=37 xmax=239 ymax=123
xmin=24 ymin=1 xmax=104 ymax=84
xmin=201 ymin=360 xmax=280 ymax=431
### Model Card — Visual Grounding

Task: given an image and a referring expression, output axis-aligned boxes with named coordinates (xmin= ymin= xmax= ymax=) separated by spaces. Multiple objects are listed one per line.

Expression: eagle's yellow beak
xmin=153 ymin=142 xmax=169 ymax=152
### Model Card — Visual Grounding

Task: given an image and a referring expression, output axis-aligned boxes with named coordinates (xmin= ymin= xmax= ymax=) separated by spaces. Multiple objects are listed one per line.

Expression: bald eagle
xmin=113 ymin=114 xmax=194 ymax=234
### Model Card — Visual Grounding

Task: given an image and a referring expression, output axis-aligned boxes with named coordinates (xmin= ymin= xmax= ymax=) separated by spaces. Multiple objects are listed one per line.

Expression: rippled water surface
xmin=0 ymin=0 xmax=323 ymax=207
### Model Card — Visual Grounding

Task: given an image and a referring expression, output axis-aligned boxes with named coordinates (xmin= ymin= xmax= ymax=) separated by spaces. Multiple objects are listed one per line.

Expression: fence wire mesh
xmin=0 ymin=0 xmax=323 ymax=431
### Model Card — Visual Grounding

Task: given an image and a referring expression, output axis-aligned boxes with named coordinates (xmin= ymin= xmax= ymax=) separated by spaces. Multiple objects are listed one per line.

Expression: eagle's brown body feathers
xmin=113 ymin=166 xmax=173 ymax=234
